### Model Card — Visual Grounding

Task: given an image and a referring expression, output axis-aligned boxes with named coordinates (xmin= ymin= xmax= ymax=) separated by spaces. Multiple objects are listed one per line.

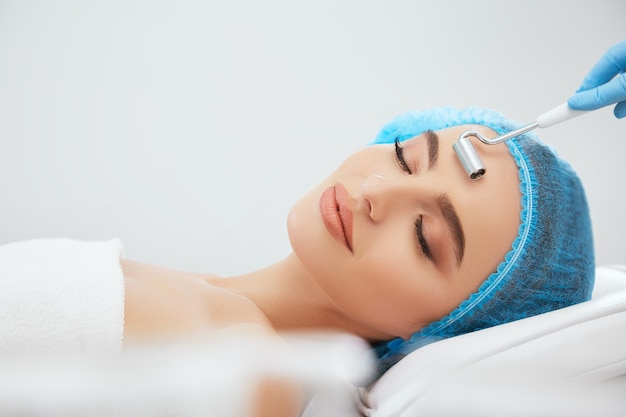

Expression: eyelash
xmin=415 ymin=215 xmax=434 ymax=262
xmin=393 ymin=138 xmax=434 ymax=262
xmin=394 ymin=137 xmax=412 ymax=174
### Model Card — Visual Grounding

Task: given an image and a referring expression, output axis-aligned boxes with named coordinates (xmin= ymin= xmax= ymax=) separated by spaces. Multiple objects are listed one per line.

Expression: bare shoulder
xmin=121 ymin=260 xmax=272 ymax=341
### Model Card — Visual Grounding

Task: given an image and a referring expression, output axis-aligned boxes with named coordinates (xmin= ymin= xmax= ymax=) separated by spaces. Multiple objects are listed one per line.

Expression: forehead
xmin=430 ymin=124 xmax=519 ymax=174
xmin=434 ymin=124 xmax=522 ymax=279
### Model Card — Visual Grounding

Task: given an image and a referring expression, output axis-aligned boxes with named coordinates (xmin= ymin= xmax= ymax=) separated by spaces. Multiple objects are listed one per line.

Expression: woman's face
xmin=287 ymin=124 xmax=521 ymax=341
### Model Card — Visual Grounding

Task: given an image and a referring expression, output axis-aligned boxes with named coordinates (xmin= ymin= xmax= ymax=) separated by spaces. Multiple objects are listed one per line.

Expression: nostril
xmin=360 ymin=174 xmax=386 ymax=222
xmin=365 ymin=197 xmax=374 ymax=220
xmin=355 ymin=192 xmax=374 ymax=221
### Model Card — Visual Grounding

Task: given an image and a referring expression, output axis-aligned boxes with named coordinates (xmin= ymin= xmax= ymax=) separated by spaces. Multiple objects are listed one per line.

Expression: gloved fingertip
xmin=575 ymin=85 xmax=588 ymax=94
xmin=576 ymin=75 xmax=599 ymax=93
xmin=614 ymin=101 xmax=626 ymax=119
xmin=567 ymin=94 xmax=585 ymax=110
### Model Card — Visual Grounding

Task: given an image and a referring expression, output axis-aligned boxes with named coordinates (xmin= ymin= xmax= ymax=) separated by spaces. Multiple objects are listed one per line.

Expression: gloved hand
xmin=568 ymin=39 xmax=626 ymax=119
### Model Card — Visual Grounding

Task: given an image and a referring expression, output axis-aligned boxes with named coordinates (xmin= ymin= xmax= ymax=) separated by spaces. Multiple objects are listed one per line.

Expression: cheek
xmin=329 ymin=239 xmax=446 ymax=337
xmin=287 ymin=189 xmax=324 ymax=264
xmin=351 ymin=226 xmax=477 ymax=334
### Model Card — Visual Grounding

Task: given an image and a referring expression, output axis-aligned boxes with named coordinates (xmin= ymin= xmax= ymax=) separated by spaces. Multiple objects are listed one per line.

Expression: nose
xmin=360 ymin=174 xmax=434 ymax=222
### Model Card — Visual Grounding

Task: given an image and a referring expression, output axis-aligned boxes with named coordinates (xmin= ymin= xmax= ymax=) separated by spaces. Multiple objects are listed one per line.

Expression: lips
xmin=319 ymin=183 xmax=353 ymax=251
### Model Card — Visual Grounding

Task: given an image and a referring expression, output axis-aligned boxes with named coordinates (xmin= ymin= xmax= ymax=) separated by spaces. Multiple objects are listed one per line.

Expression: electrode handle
xmin=537 ymin=102 xmax=589 ymax=128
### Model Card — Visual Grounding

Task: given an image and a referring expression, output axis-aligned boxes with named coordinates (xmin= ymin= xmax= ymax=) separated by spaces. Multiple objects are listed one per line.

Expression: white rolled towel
xmin=0 ymin=238 xmax=124 ymax=353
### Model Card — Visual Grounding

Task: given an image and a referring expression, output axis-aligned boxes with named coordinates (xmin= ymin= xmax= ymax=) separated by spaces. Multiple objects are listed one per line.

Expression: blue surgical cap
xmin=371 ymin=107 xmax=595 ymax=374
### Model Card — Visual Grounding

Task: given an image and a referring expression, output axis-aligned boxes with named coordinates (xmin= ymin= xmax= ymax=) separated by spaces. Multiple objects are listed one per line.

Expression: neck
xmin=205 ymin=253 xmax=379 ymax=339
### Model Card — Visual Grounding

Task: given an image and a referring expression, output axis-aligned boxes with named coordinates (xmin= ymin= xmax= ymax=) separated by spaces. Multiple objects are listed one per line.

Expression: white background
xmin=0 ymin=0 xmax=624 ymax=275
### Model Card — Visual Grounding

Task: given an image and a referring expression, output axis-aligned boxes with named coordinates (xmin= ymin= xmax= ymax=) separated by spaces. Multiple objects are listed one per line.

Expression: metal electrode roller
xmin=453 ymin=103 xmax=590 ymax=180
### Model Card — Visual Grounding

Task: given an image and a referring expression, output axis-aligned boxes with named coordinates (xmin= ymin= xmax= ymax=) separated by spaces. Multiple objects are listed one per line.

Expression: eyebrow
xmin=437 ymin=194 xmax=465 ymax=266
xmin=425 ymin=129 xmax=439 ymax=170
xmin=424 ymin=130 xmax=465 ymax=265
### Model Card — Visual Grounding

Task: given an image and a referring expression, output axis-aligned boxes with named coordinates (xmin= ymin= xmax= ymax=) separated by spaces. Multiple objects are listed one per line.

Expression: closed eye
xmin=394 ymin=137 xmax=412 ymax=174
xmin=415 ymin=215 xmax=434 ymax=262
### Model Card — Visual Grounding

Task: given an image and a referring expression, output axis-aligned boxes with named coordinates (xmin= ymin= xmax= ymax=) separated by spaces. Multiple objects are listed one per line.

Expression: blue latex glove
xmin=568 ymin=39 xmax=626 ymax=119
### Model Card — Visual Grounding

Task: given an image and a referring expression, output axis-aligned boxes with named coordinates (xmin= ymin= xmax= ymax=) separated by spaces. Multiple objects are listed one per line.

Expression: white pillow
xmin=358 ymin=265 xmax=626 ymax=417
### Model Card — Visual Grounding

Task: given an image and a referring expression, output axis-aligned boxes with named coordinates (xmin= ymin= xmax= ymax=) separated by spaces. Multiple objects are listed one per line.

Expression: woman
xmin=121 ymin=106 xmax=594 ymax=373
xmin=0 ymin=106 xmax=594 ymax=416
xmin=1 ymin=107 xmax=594 ymax=362
xmin=122 ymin=37 xmax=626 ymax=356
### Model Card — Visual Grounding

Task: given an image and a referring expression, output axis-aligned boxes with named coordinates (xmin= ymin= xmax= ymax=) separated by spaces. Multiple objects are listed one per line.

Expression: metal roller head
xmin=452 ymin=132 xmax=486 ymax=180
xmin=453 ymin=122 xmax=540 ymax=180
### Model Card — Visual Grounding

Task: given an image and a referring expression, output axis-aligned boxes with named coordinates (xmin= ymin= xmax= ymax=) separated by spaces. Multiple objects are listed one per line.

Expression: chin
xmin=285 ymin=202 xmax=302 ymax=252
xmin=286 ymin=194 xmax=312 ymax=254
xmin=286 ymin=191 xmax=333 ymax=274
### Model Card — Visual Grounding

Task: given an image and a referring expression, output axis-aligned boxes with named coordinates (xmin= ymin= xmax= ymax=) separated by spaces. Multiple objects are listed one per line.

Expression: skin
xmin=123 ymin=123 xmax=521 ymax=343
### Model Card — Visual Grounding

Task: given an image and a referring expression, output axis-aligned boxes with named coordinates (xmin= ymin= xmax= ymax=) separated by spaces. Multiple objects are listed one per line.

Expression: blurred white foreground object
xmin=0 ymin=332 xmax=374 ymax=417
